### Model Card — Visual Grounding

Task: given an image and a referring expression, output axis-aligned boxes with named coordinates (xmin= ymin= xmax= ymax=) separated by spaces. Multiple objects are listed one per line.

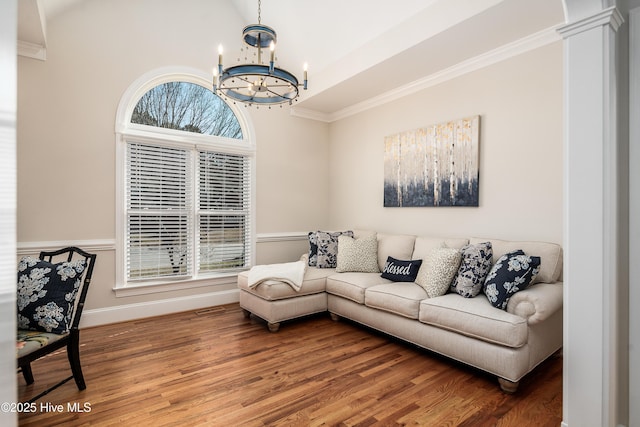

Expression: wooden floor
xmin=18 ymin=303 xmax=562 ymax=426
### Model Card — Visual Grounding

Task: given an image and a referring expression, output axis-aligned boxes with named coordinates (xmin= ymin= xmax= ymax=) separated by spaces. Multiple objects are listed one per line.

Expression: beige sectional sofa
xmin=237 ymin=232 xmax=563 ymax=392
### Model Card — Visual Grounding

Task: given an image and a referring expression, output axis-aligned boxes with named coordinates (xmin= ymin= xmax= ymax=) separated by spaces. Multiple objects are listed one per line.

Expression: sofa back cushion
xmin=411 ymin=236 xmax=469 ymax=260
xmin=375 ymin=233 xmax=416 ymax=272
xmin=469 ymin=237 xmax=562 ymax=284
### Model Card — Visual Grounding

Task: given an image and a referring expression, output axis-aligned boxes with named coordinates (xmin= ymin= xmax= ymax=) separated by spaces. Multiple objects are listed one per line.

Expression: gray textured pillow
xmin=336 ymin=234 xmax=380 ymax=273
xmin=416 ymin=247 xmax=462 ymax=298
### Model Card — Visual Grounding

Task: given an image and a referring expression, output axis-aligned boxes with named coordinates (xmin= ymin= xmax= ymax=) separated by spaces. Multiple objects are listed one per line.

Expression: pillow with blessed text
xmin=380 ymin=256 xmax=422 ymax=282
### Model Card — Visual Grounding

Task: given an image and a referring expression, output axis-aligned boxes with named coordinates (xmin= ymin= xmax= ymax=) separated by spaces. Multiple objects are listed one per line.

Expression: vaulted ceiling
xmin=18 ymin=0 xmax=565 ymax=121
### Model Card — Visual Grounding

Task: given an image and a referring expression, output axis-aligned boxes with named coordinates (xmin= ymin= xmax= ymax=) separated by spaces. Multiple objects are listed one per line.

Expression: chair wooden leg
xmin=67 ymin=333 xmax=86 ymax=390
xmin=21 ymin=362 xmax=34 ymax=385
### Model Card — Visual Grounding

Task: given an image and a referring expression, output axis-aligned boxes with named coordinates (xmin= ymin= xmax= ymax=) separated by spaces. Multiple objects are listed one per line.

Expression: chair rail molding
xmin=17 ymin=239 xmax=116 ymax=255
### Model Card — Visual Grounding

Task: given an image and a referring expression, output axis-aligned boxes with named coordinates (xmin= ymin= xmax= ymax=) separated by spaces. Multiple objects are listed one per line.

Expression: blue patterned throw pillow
xmin=380 ymin=256 xmax=422 ymax=282
xmin=450 ymin=242 xmax=493 ymax=298
xmin=17 ymin=256 xmax=86 ymax=334
xmin=307 ymin=232 xmax=319 ymax=266
xmin=483 ymin=250 xmax=541 ymax=310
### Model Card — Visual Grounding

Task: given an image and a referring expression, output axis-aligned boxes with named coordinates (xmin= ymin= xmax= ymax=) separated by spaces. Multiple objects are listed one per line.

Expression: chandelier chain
xmin=258 ymin=0 xmax=261 ymax=24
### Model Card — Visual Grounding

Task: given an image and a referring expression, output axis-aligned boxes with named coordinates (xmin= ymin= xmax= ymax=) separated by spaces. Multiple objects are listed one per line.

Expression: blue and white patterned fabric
xmin=17 ymin=256 xmax=86 ymax=334
xmin=314 ymin=230 xmax=354 ymax=268
xmin=450 ymin=242 xmax=493 ymax=298
xmin=307 ymin=232 xmax=319 ymax=266
xmin=483 ymin=250 xmax=541 ymax=310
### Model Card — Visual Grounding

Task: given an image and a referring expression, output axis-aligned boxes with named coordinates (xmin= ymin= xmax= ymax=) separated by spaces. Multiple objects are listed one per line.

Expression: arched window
xmin=115 ymin=69 xmax=255 ymax=292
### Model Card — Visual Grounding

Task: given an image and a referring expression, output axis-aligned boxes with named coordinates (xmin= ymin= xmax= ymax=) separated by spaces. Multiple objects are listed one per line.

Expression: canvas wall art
xmin=384 ymin=116 xmax=480 ymax=207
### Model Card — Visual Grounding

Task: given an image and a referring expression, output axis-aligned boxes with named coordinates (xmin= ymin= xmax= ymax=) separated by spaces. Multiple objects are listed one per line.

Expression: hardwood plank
xmin=17 ymin=303 xmax=562 ymax=426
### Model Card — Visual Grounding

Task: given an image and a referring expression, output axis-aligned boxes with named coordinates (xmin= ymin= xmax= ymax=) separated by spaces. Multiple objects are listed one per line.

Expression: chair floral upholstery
xmin=16 ymin=246 xmax=96 ymax=403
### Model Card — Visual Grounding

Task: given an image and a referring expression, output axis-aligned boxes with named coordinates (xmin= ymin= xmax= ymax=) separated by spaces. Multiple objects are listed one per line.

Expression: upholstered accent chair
xmin=17 ymin=247 xmax=96 ymax=402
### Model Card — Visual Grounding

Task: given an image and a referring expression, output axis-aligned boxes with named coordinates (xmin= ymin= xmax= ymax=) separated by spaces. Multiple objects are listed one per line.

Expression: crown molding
xmin=293 ymin=25 xmax=562 ymax=123
xmin=289 ymin=107 xmax=332 ymax=122
xmin=557 ymin=6 xmax=624 ymax=39
xmin=17 ymin=40 xmax=46 ymax=61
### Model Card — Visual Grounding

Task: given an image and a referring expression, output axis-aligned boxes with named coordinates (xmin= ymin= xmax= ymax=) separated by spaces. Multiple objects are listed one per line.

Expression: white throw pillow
xmin=336 ymin=234 xmax=380 ymax=273
xmin=416 ymin=247 xmax=462 ymax=298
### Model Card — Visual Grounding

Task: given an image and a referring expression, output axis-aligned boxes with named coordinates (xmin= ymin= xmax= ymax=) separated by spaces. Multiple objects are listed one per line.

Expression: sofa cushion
xmin=380 ymin=256 xmax=422 ymax=282
xmin=411 ymin=236 xmax=469 ymax=260
xmin=336 ymin=234 xmax=380 ymax=273
xmin=315 ymin=230 xmax=354 ymax=268
xmin=415 ymin=247 xmax=462 ymax=298
xmin=419 ymin=294 xmax=528 ymax=348
xmin=469 ymin=237 xmax=562 ymax=284
xmin=376 ymin=233 xmax=416 ymax=272
xmin=365 ymin=283 xmax=428 ymax=319
xmin=450 ymin=242 xmax=493 ymax=298
xmin=237 ymin=267 xmax=334 ymax=301
xmin=326 ymin=272 xmax=390 ymax=304
xmin=483 ymin=250 xmax=541 ymax=310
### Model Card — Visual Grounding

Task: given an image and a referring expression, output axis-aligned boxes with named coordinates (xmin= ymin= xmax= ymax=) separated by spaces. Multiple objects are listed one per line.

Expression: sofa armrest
xmin=506 ymin=282 xmax=563 ymax=325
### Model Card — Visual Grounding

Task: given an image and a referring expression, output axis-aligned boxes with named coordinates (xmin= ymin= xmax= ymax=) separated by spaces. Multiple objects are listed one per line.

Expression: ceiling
xmin=18 ymin=0 xmax=565 ymax=121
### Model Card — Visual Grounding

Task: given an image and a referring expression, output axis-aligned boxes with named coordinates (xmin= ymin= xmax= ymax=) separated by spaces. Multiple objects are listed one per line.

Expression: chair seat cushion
xmin=17 ymin=329 xmax=67 ymax=358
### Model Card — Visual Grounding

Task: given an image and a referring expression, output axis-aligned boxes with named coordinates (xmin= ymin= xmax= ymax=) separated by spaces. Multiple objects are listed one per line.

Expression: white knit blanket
xmin=247 ymin=260 xmax=307 ymax=292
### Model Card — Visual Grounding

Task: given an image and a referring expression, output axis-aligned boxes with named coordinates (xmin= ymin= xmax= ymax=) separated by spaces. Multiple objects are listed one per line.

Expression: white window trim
xmin=114 ymin=67 xmax=256 ymax=296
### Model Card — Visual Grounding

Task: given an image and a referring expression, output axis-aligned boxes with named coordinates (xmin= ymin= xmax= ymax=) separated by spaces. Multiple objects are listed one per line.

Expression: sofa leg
xmin=267 ymin=322 xmax=280 ymax=333
xmin=498 ymin=377 xmax=519 ymax=394
xmin=241 ymin=308 xmax=251 ymax=319
xmin=330 ymin=313 xmax=340 ymax=322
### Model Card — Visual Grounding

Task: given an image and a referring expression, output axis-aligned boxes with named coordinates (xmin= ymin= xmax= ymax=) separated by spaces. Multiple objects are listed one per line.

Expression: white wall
xmin=327 ymin=43 xmax=563 ymax=245
xmin=16 ymin=0 xmax=330 ymax=321
xmin=0 ymin=0 xmax=18 ymax=424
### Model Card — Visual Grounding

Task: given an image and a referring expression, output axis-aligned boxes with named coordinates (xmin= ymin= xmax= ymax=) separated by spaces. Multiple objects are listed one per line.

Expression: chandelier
xmin=213 ymin=0 xmax=308 ymax=107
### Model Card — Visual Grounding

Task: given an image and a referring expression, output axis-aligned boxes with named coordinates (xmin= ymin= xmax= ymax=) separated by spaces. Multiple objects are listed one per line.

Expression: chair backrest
xmin=38 ymin=247 xmax=96 ymax=331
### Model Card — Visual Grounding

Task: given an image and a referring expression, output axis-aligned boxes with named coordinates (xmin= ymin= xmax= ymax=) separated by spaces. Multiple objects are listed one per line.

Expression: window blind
xmin=198 ymin=151 xmax=251 ymax=273
xmin=126 ymin=143 xmax=193 ymax=280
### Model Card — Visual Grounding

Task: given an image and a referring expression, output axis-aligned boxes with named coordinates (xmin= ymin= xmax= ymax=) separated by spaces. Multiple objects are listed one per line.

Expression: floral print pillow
xmin=450 ymin=242 xmax=493 ymax=298
xmin=483 ymin=250 xmax=540 ymax=310
xmin=307 ymin=232 xmax=319 ymax=266
xmin=17 ymin=256 xmax=86 ymax=334
xmin=315 ymin=230 xmax=354 ymax=268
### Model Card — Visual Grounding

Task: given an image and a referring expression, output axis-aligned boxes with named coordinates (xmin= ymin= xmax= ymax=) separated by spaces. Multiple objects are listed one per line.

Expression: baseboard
xmin=80 ymin=288 xmax=239 ymax=328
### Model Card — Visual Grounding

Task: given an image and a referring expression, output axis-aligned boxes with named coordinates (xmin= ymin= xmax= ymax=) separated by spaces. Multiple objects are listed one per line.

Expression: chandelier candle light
xmin=213 ymin=0 xmax=308 ymax=107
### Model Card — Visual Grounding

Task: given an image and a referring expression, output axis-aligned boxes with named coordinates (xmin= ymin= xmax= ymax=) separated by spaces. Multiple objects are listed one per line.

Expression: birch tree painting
xmin=384 ymin=116 xmax=480 ymax=207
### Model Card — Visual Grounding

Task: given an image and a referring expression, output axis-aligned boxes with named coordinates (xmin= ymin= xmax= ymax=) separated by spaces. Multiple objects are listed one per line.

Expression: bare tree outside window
xmin=132 ymin=82 xmax=242 ymax=139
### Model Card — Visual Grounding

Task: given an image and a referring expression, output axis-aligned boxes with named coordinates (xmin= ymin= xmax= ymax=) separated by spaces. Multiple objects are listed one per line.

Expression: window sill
xmin=113 ymin=272 xmax=244 ymax=297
